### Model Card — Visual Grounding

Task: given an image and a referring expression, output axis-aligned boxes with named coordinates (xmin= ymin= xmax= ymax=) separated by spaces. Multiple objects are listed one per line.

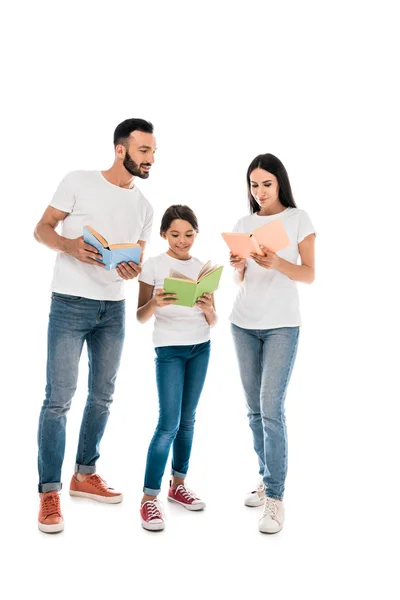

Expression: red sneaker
xmin=168 ymin=483 xmax=206 ymax=511
xmin=69 ymin=474 xmax=123 ymax=504
xmin=38 ymin=491 xmax=64 ymax=533
xmin=140 ymin=499 xmax=165 ymax=531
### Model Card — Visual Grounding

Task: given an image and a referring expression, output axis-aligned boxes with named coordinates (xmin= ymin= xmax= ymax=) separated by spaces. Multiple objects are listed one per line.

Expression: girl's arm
xmin=137 ymin=282 xmax=178 ymax=323
xmin=251 ymin=233 xmax=316 ymax=284
xmin=196 ymin=293 xmax=218 ymax=327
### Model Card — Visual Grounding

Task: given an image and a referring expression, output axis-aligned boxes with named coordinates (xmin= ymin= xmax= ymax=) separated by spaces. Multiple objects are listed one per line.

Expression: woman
xmin=230 ymin=153 xmax=316 ymax=534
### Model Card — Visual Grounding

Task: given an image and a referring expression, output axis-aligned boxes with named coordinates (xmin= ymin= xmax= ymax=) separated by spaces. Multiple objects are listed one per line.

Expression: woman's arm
xmin=230 ymin=253 xmax=246 ymax=285
xmin=251 ymin=233 xmax=316 ymax=284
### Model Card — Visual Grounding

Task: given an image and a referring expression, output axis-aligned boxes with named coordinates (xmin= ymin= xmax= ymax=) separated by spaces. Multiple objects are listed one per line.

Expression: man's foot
xmin=244 ymin=477 xmax=266 ymax=507
xmin=140 ymin=499 xmax=165 ymax=531
xmin=259 ymin=497 xmax=284 ymax=534
xmin=69 ymin=474 xmax=123 ymax=504
xmin=168 ymin=482 xmax=206 ymax=511
xmin=38 ymin=491 xmax=64 ymax=533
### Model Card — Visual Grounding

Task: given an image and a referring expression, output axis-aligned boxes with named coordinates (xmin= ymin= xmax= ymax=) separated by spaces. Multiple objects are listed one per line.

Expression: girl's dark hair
xmin=246 ymin=153 xmax=297 ymax=213
xmin=160 ymin=205 xmax=199 ymax=235
xmin=113 ymin=118 xmax=154 ymax=147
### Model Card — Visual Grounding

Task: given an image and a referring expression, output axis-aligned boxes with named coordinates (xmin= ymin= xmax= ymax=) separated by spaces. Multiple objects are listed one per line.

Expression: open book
xmin=83 ymin=226 xmax=142 ymax=271
xmin=221 ymin=219 xmax=290 ymax=258
xmin=163 ymin=261 xmax=224 ymax=307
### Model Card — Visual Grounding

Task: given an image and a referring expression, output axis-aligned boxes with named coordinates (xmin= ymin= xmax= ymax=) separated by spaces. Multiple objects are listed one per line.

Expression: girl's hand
xmin=251 ymin=246 xmax=281 ymax=270
xmin=230 ymin=253 xmax=246 ymax=272
xmin=195 ymin=293 xmax=214 ymax=314
xmin=153 ymin=288 xmax=178 ymax=307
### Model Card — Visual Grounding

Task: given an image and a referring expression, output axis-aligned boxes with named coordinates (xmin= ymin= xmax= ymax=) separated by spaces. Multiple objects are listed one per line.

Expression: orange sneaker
xmin=69 ymin=474 xmax=123 ymax=504
xmin=38 ymin=491 xmax=64 ymax=533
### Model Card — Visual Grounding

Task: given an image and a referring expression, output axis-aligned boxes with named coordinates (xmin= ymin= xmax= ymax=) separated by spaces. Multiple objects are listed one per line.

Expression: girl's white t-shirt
xmin=139 ymin=253 xmax=211 ymax=347
xmin=230 ymin=207 xmax=315 ymax=330
xmin=50 ymin=170 xmax=153 ymax=301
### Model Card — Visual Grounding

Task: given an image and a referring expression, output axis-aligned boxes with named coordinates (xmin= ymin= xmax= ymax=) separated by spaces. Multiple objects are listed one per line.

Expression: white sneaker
xmin=244 ymin=477 xmax=265 ymax=507
xmin=259 ymin=497 xmax=284 ymax=533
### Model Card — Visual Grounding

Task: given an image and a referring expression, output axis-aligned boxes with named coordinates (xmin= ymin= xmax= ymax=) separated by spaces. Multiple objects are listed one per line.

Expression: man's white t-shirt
xmin=50 ymin=170 xmax=153 ymax=301
xmin=230 ymin=208 xmax=315 ymax=330
xmin=139 ymin=253 xmax=211 ymax=347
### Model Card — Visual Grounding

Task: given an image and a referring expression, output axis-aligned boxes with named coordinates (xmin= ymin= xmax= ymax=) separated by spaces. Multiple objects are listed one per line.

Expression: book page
xmin=169 ymin=269 xmax=195 ymax=282
xmin=197 ymin=260 xmax=214 ymax=280
xmin=252 ymin=220 xmax=290 ymax=252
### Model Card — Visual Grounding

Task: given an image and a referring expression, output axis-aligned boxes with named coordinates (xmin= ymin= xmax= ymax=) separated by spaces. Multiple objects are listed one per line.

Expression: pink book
xmin=221 ymin=220 xmax=290 ymax=258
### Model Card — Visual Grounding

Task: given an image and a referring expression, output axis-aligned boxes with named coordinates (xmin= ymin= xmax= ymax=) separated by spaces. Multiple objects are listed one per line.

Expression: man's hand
xmin=64 ymin=236 xmax=105 ymax=267
xmin=251 ymin=246 xmax=281 ymax=270
xmin=116 ymin=262 xmax=142 ymax=280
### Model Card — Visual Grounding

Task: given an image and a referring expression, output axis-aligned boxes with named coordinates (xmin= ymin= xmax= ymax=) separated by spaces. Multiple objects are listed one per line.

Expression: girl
xmin=230 ymin=153 xmax=316 ymax=534
xmin=137 ymin=205 xmax=217 ymax=531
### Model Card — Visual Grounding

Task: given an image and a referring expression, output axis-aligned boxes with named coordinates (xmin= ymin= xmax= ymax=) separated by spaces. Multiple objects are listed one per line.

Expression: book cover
xmin=221 ymin=220 xmax=291 ymax=258
xmin=83 ymin=226 xmax=141 ymax=271
xmin=163 ymin=264 xmax=224 ymax=308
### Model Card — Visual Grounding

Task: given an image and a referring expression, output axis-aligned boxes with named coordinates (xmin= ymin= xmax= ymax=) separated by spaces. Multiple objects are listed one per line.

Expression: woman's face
xmin=249 ymin=168 xmax=280 ymax=211
xmin=162 ymin=219 xmax=196 ymax=259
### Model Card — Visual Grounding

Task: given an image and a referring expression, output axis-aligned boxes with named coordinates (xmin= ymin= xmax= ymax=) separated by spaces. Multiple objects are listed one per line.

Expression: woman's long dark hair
xmin=247 ymin=153 xmax=297 ymax=214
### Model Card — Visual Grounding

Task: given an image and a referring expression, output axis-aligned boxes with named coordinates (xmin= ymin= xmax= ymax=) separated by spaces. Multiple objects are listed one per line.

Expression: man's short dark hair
xmin=113 ymin=118 xmax=154 ymax=147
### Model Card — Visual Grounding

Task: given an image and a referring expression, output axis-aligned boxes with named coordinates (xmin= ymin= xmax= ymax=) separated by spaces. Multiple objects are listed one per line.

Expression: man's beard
xmin=123 ymin=152 xmax=151 ymax=179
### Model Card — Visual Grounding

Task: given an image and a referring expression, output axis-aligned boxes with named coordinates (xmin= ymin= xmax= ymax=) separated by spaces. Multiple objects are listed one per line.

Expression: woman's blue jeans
xmin=231 ymin=324 xmax=299 ymax=500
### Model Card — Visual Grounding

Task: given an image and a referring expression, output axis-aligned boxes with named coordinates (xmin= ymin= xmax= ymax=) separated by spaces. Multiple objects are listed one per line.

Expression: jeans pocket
xmin=52 ymin=293 xmax=83 ymax=302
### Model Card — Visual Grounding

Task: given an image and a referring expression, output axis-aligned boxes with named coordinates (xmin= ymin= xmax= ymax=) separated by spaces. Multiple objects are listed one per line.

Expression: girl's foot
xmin=168 ymin=482 xmax=206 ymax=511
xmin=140 ymin=499 xmax=165 ymax=531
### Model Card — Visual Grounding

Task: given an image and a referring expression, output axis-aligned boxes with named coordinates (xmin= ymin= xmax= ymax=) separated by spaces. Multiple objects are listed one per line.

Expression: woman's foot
xmin=140 ymin=498 xmax=165 ymax=531
xmin=168 ymin=481 xmax=206 ymax=511
xmin=244 ymin=477 xmax=266 ymax=507
xmin=258 ymin=497 xmax=284 ymax=533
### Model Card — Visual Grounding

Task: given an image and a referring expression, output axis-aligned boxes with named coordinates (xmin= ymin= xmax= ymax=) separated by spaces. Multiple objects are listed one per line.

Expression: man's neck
xmin=101 ymin=165 xmax=135 ymax=189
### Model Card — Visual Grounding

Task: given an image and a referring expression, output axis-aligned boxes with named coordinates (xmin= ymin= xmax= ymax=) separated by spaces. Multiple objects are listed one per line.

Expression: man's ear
xmin=115 ymin=144 xmax=126 ymax=159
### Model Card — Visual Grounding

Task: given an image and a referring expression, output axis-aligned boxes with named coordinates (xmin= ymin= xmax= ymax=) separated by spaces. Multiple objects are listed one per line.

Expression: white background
xmin=1 ymin=1 xmax=399 ymax=598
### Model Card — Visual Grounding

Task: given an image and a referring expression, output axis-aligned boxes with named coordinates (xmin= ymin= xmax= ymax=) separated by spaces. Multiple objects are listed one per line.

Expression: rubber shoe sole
xmin=38 ymin=521 xmax=64 ymax=533
xmin=141 ymin=518 xmax=165 ymax=531
xmin=69 ymin=490 xmax=123 ymax=504
xmin=167 ymin=496 xmax=205 ymax=511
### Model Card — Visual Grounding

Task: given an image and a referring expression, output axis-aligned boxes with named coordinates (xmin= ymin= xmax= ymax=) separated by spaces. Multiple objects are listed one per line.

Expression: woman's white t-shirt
xmin=139 ymin=253 xmax=211 ymax=347
xmin=50 ymin=170 xmax=153 ymax=301
xmin=230 ymin=208 xmax=315 ymax=330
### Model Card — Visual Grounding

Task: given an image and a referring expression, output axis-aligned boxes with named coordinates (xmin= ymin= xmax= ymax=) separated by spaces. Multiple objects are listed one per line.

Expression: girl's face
xmin=249 ymin=168 xmax=280 ymax=212
xmin=162 ymin=219 xmax=197 ymax=260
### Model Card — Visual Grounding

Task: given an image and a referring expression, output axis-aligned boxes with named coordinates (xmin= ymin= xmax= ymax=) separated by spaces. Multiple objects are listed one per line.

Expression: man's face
xmin=120 ymin=130 xmax=157 ymax=179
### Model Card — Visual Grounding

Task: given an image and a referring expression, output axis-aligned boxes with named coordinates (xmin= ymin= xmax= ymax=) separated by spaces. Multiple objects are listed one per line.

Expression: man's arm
xmin=34 ymin=205 xmax=103 ymax=265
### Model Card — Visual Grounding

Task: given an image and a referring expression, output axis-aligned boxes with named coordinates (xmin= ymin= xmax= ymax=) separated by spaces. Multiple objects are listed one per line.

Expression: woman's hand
xmin=153 ymin=288 xmax=178 ymax=307
xmin=251 ymin=246 xmax=281 ymax=270
xmin=230 ymin=253 xmax=246 ymax=272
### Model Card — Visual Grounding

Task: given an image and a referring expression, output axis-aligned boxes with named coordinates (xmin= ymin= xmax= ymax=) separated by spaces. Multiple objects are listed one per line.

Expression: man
xmin=34 ymin=118 xmax=156 ymax=533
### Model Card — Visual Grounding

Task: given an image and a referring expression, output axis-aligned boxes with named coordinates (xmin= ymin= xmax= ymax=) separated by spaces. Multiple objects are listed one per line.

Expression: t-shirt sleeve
xmin=298 ymin=210 xmax=316 ymax=243
xmin=232 ymin=218 xmax=243 ymax=233
xmin=139 ymin=257 xmax=155 ymax=286
xmin=50 ymin=172 xmax=77 ymax=213
xmin=138 ymin=203 xmax=154 ymax=242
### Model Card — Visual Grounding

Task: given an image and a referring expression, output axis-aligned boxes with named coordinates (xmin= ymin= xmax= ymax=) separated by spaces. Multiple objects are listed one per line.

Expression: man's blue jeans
xmin=38 ymin=293 xmax=125 ymax=493
xmin=143 ymin=341 xmax=211 ymax=496
xmin=231 ymin=324 xmax=299 ymax=500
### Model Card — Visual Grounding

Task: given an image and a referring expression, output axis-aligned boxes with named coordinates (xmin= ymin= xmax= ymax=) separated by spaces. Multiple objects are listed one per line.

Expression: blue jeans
xmin=38 ymin=293 xmax=125 ymax=493
xmin=231 ymin=324 xmax=299 ymax=500
xmin=143 ymin=341 xmax=211 ymax=496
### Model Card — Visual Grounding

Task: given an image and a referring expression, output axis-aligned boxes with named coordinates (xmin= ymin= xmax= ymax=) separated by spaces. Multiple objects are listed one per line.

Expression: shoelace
xmin=262 ymin=497 xmax=278 ymax=519
xmin=42 ymin=493 xmax=61 ymax=517
xmin=175 ymin=485 xmax=197 ymax=501
xmin=143 ymin=500 xmax=163 ymax=520
xmin=86 ymin=474 xmax=112 ymax=490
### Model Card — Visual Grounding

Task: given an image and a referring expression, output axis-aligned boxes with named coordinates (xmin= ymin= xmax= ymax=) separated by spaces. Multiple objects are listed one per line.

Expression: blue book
xmin=83 ymin=226 xmax=142 ymax=271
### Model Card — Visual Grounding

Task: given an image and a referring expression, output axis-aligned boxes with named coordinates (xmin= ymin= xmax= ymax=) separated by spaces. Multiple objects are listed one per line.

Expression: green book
xmin=163 ymin=261 xmax=224 ymax=307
